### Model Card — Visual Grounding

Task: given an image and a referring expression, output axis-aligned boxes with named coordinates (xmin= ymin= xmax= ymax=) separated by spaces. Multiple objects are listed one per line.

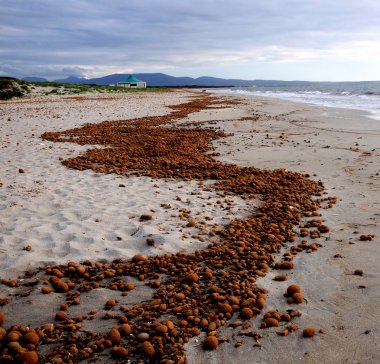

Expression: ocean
xmin=211 ymin=81 xmax=380 ymax=120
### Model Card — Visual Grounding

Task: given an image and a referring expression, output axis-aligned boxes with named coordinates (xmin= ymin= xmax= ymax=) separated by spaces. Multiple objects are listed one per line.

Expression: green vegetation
xmin=0 ymin=77 xmax=25 ymax=100
xmin=32 ymin=81 xmax=166 ymax=95
xmin=0 ymin=77 xmax=168 ymax=100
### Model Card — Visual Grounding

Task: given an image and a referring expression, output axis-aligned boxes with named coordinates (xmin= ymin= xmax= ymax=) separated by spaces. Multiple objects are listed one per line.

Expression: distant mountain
xmin=52 ymin=73 xmax=313 ymax=87
xmin=54 ymin=76 xmax=87 ymax=84
xmin=20 ymin=72 xmax=315 ymax=87
xmin=22 ymin=76 xmax=48 ymax=82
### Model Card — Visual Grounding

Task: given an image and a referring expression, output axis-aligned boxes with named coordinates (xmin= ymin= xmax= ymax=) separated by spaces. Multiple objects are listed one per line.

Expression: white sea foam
xmin=212 ymin=88 xmax=380 ymax=120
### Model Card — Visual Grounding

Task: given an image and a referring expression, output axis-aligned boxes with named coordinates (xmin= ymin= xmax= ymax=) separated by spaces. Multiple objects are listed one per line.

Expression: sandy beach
xmin=0 ymin=90 xmax=379 ymax=363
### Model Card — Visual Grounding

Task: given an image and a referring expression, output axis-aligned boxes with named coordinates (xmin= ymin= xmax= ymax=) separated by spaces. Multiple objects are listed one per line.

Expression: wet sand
xmin=0 ymin=90 xmax=379 ymax=363
xmin=186 ymin=94 xmax=380 ymax=363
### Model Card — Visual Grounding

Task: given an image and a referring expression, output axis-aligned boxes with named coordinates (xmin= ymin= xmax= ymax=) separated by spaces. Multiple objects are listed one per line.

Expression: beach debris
xmin=131 ymin=253 xmax=148 ymax=263
xmin=284 ymin=284 xmax=304 ymax=304
xmin=41 ymin=286 xmax=53 ymax=294
xmin=359 ymin=234 xmax=374 ymax=241
xmin=140 ymin=341 xmax=156 ymax=357
xmin=240 ymin=307 xmax=254 ymax=319
xmin=274 ymin=261 xmax=294 ymax=270
xmin=290 ymin=292 xmax=304 ymax=304
xmin=260 ymin=309 xmax=295 ymax=329
xmin=107 ymin=328 xmax=121 ymax=344
xmin=119 ymin=324 xmax=132 ymax=336
xmin=302 ymin=327 xmax=316 ymax=338
xmin=287 ymin=284 xmax=301 ymax=296
xmin=105 ymin=299 xmax=117 ymax=310
xmin=203 ymin=335 xmax=219 ymax=350
xmin=18 ymin=168 xmax=25 ymax=173
xmin=16 ymin=351 xmax=39 ymax=364
xmin=273 ymin=274 xmax=288 ymax=281
xmin=111 ymin=346 xmax=129 ymax=358
xmin=146 ymin=237 xmax=155 ymax=246
xmin=55 ymin=311 xmax=67 ymax=321
xmin=0 ymin=94 xmax=333 ymax=363
xmin=354 ymin=269 xmax=364 ymax=276
xmin=139 ymin=214 xmax=153 ymax=221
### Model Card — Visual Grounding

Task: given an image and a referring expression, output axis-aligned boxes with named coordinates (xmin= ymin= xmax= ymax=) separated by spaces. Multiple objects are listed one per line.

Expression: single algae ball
xmin=203 ymin=336 xmax=219 ymax=350
xmin=303 ymin=327 xmax=316 ymax=337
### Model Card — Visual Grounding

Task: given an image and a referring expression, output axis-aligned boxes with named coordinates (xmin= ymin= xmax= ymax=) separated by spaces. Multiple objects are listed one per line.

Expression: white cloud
xmin=1 ymin=0 xmax=380 ymax=79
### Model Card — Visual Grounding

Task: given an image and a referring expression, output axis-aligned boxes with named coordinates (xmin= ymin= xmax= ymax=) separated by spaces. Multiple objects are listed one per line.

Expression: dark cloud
xmin=1 ymin=0 xmax=379 ymax=79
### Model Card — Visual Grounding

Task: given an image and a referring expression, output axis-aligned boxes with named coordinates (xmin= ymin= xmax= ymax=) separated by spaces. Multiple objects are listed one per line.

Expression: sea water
xmin=211 ymin=81 xmax=380 ymax=120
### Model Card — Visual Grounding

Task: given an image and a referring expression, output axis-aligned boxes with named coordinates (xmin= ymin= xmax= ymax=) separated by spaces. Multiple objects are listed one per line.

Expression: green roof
xmin=123 ymin=75 xmax=144 ymax=83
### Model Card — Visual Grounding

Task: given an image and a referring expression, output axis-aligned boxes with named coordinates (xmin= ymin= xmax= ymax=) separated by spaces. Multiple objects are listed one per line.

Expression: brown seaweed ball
xmin=8 ymin=341 xmax=22 ymax=352
xmin=0 ymin=311 xmax=4 ymax=325
xmin=105 ymin=300 xmax=117 ymax=309
xmin=137 ymin=332 xmax=150 ymax=342
xmin=359 ymin=234 xmax=373 ymax=241
xmin=132 ymin=254 xmax=148 ymax=263
xmin=303 ymin=327 xmax=316 ymax=337
xmin=287 ymin=284 xmax=301 ymax=297
xmin=156 ymin=324 xmax=168 ymax=335
xmin=186 ymin=219 xmax=197 ymax=227
xmin=229 ymin=296 xmax=240 ymax=305
xmin=146 ymin=238 xmax=155 ymax=246
xmin=55 ymin=311 xmax=67 ymax=321
xmin=124 ymin=282 xmax=135 ymax=291
xmin=185 ymin=272 xmax=199 ymax=283
xmin=292 ymin=293 xmax=304 ymax=304
xmin=165 ymin=320 xmax=175 ymax=330
xmin=265 ymin=318 xmax=279 ymax=327
xmin=16 ymin=351 xmax=38 ymax=364
xmin=55 ymin=281 xmax=69 ymax=293
xmin=204 ymin=270 xmax=213 ymax=279
xmin=41 ymin=286 xmax=53 ymax=294
xmin=220 ymin=303 xmax=233 ymax=314
xmin=240 ymin=307 xmax=254 ymax=319
xmin=275 ymin=261 xmax=294 ymax=270
xmin=139 ymin=214 xmax=153 ymax=221
xmin=0 ymin=327 xmax=6 ymax=340
xmin=203 ymin=336 xmax=219 ymax=350
xmin=256 ymin=297 xmax=266 ymax=309
xmin=7 ymin=330 xmax=21 ymax=341
xmin=281 ymin=313 xmax=291 ymax=322
xmin=273 ymin=274 xmax=288 ymax=281
xmin=76 ymin=265 xmax=86 ymax=274
xmin=111 ymin=346 xmax=129 ymax=358
xmin=318 ymin=225 xmax=330 ymax=233
xmin=141 ymin=341 xmax=156 ymax=358
xmin=23 ymin=331 xmax=40 ymax=346
xmin=175 ymin=292 xmax=186 ymax=301
xmin=107 ymin=328 xmax=121 ymax=344
xmin=119 ymin=324 xmax=132 ymax=336
xmin=354 ymin=269 xmax=364 ymax=276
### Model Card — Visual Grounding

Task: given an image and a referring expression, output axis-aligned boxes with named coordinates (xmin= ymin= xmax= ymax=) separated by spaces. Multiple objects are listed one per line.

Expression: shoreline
xmin=209 ymin=88 xmax=380 ymax=122
xmin=0 ymin=90 xmax=379 ymax=363
xmin=187 ymin=92 xmax=380 ymax=363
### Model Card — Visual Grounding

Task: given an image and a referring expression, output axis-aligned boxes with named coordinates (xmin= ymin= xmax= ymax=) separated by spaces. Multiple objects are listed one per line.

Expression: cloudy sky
xmin=1 ymin=0 xmax=380 ymax=81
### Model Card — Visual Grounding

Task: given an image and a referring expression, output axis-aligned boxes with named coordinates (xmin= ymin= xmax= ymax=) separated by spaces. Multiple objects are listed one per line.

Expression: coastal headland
xmin=0 ymin=90 xmax=379 ymax=363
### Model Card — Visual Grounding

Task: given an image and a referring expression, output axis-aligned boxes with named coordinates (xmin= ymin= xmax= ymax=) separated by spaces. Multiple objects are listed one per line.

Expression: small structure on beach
xmin=117 ymin=75 xmax=146 ymax=88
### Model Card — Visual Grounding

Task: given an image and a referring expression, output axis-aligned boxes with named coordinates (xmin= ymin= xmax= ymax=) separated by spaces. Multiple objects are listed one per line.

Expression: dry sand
xmin=0 ymin=90 xmax=379 ymax=363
